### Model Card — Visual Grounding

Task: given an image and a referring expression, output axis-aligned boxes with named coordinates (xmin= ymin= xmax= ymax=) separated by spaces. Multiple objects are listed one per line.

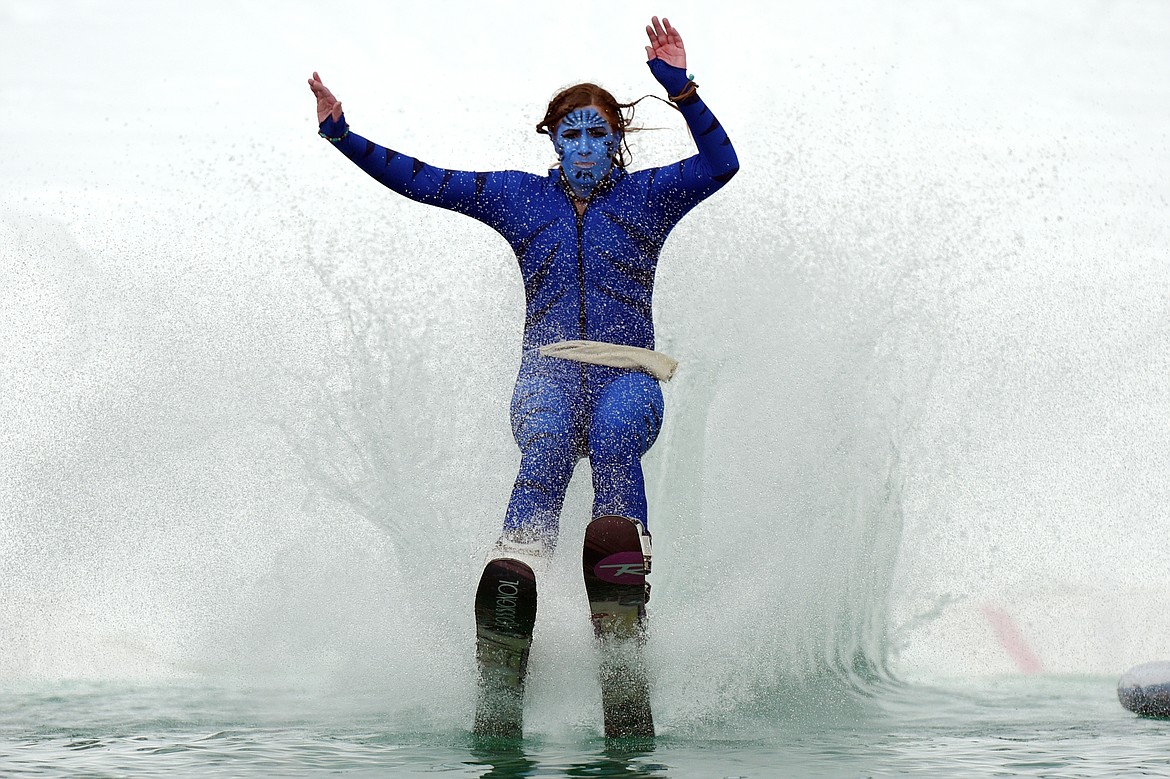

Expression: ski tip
xmin=586 ymin=514 xmax=644 ymax=533
xmin=476 ymin=557 xmax=538 ymax=639
xmin=584 ymin=515 xmax=650 ymax=592
xmin=482 ymin=557 xmax=536 ymax=581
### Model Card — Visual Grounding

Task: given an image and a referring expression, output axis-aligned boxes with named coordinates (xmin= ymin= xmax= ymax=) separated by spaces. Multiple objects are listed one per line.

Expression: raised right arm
xmin=321 ymin=113 xmax=515 ymax=221
xmin=309 ymin=73 xmax=520 ymax=229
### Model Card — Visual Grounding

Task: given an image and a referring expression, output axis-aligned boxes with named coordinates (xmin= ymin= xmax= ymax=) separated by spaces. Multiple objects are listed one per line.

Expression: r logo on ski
xmin=598 ymin=563 xmax=644 ymax=578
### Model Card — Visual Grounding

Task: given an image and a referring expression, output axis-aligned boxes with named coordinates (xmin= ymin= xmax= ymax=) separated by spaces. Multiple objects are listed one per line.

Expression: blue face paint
xmin=551 ymin=107 xmax=621 ymax=200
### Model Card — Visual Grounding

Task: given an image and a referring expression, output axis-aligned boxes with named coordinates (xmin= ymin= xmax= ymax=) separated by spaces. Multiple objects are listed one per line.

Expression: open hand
xmin=644 ymin=16 xmax=686 ymax=69
xmin=307 ymin=71 xmax=343 ymax=124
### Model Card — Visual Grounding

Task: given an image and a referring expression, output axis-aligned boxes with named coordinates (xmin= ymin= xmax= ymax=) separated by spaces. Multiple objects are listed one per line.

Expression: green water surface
xmin=0 ymin=676 xmax=1164 ymax=778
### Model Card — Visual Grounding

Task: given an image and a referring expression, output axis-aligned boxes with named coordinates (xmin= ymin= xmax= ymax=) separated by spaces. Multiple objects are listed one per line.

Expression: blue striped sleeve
xmin=643 ymin=59 xmax=740 ymax=213
xmin=318 ymin=113 xmax=521 ymax=230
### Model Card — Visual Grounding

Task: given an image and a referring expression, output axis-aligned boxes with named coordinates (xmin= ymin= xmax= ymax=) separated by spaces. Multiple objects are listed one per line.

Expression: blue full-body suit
xmin=319 ymin=60 xmax=738 ymax=544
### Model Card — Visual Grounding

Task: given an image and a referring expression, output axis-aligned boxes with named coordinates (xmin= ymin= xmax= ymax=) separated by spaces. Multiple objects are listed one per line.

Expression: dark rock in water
xmin=1118 ymin=661 xmax=1170 ymax=718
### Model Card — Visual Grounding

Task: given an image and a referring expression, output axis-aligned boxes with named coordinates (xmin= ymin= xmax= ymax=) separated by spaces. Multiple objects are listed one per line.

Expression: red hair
xmin=535 ymin=83 xmax=639 ymax=168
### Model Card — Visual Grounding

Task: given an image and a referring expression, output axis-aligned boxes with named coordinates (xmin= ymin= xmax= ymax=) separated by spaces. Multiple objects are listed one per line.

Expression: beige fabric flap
xmin=538 ymin=340 xmax=678 ymax=382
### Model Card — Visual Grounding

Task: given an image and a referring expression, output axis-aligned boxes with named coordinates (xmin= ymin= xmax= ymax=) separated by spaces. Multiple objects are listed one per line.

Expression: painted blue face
xmin=551 ymin=106 xmax=621 ymax=199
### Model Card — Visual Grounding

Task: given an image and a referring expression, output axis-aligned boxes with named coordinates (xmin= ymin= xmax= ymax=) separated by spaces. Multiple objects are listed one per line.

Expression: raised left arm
xmin=643 ymin=17 xmax=739 ymax=200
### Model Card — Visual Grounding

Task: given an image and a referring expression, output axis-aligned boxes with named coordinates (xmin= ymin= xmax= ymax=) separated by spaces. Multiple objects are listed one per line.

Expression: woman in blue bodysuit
xmin=308 ymin=16 xmax=738 ymax=556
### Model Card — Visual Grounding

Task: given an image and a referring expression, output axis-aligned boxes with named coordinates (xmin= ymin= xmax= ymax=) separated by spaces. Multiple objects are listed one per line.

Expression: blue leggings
xmin=503 ymin=351 xmax=664 ymax=543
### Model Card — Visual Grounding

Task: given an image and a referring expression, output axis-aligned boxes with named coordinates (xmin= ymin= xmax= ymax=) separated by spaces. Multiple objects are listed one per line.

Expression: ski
xmin=582 ymin=515 xmax=654 ymax=739
xmin=473 ymin=557 xmax=538 ymax=739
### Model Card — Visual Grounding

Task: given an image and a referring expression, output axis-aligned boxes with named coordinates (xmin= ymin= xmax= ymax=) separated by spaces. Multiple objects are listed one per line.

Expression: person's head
xmin=537 ymin=83 xmax=636 ymax=195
